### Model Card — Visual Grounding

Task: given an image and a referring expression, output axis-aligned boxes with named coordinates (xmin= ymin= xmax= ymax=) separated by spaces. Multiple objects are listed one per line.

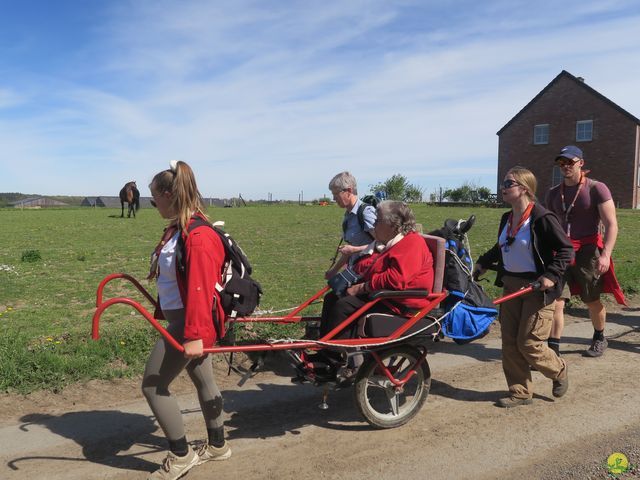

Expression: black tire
xmin=354 ymin=345 xmax=431 ymax=429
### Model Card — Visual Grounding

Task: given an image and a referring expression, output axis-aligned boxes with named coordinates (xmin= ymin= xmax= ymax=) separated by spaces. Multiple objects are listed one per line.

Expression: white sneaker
xmin=195 ymin=441 xmax=232 ymax=465
xmin=148 ymin=448 xmax=198 ymax=480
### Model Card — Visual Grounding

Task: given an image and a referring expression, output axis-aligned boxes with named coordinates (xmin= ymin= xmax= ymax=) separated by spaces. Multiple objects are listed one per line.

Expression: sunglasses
xmin=502 ymin=179 xmax=521 ymax=189
xmin=555 ymin=158 xmax=579 ymax=167
xmin=150 ymin=199 xmax=157 ymax=208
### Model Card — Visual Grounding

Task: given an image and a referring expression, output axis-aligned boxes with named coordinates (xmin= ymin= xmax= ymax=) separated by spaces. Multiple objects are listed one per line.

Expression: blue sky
xmin=1 ymin=0 xmax=639 ymax=200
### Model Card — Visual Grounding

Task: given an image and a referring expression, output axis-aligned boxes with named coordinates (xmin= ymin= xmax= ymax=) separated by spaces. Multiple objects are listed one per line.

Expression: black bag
xmin=429 ymin=216 xmax=497 ymax=344
xmin=327 ymin=266 xmax=361 ymax=297
xmin=177 ymin=217 xmax=263 ymax=319
xmin=215 ymin=228 xmax=263 ymax=317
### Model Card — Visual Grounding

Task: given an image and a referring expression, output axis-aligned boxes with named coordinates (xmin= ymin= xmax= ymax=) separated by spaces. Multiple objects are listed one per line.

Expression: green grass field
xmin=1 ymin=204 xmax=638 ymax=394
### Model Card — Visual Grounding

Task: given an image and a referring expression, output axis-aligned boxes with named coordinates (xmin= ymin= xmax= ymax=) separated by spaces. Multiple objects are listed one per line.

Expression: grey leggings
xmin=142 ymin=309 xmax=224 ymax=441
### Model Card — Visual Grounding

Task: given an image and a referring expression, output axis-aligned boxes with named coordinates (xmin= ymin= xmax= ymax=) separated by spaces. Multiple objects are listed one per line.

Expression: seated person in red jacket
xmin=320 ymin=200 xmax=434 ymax=339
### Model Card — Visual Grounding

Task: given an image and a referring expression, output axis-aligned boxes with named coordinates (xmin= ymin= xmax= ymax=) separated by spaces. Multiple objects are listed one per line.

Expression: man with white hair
xmin=325 ymin=171 xmax=377 ymax=279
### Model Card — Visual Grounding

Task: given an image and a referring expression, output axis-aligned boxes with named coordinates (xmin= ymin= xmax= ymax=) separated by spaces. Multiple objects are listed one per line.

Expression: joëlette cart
xmin=91 ymin=233 xmax=537 ymax=429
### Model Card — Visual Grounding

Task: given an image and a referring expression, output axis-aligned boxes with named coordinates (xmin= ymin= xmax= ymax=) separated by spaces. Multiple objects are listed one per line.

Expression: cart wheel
xmin=354 ymin=345 xmax=430 ymax=429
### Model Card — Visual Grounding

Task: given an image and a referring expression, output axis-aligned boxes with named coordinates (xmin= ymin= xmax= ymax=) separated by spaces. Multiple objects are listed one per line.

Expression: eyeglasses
xmin=502 ymin=179 xmax=521 ymax=189
xmin=150 ymin=199 xmax=157 ymax=208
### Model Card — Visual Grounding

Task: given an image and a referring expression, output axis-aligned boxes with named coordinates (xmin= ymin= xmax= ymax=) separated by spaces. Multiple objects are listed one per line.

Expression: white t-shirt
xmin=499 ymin=218 xmax=536 ymax=274
xmin=157 ymin=231 xmax=184 ymax=310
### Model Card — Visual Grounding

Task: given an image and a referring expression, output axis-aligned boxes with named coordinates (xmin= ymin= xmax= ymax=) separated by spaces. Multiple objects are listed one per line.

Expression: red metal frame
xmin=492 ymin=285 xmax=535 ymax=305
xmin=370 ymin=348 xmax=429 ymax=388
xmin=92 ymin=274 xmax=447 ymax=354
xmin=92 ymin=274 xmax=537 ymax=359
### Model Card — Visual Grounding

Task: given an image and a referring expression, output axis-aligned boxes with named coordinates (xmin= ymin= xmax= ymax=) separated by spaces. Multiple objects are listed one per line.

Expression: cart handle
xmin=96 ymin=273 xmax=158 ymax=308
xmin=493 ymin=281 xmax=541 ymax=305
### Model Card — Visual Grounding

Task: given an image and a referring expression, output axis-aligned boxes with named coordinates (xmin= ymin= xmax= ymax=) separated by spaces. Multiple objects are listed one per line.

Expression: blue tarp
xmin=441 ymin=301 xmax=498 ymax=342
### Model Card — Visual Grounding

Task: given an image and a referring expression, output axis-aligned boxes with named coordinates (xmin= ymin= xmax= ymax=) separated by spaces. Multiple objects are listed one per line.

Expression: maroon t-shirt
xmin=545 ymin=178 xmax=612 ymax=239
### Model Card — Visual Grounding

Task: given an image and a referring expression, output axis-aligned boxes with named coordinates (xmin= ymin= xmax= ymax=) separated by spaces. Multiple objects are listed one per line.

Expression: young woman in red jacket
xmin=144 ymin=160 xmax=230 ymax=480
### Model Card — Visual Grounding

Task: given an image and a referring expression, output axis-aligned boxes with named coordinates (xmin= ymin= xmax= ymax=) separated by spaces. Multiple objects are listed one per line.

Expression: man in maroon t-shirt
xmin=545 ymin=145 xmax=620 ymax=357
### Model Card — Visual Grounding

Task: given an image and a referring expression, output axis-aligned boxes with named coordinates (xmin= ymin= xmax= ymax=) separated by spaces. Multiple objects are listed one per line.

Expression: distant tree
xmin=475 ymin=186 xmax=492 ymax=202
xmin=370 ymin=174 xmax=424 ymax=202
xmin=443 ymin=181 xmax=493 ymax=203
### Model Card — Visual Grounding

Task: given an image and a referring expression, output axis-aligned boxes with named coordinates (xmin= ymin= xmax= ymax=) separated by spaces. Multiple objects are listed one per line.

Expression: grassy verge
xmin=0 ymin=204 xmax=637 ymax=393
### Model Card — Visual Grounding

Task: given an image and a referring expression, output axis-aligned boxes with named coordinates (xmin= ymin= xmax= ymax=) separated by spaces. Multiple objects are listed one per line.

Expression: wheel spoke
xmin=385 ymin=387 xmax=400 ymax=416
xmin=366 ymin=376 xmax=390 ymax=389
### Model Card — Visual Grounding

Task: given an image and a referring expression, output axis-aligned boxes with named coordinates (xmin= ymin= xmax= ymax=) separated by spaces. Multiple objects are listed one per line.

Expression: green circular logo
xmin=607 ymin=453 xmax=629 ymax=474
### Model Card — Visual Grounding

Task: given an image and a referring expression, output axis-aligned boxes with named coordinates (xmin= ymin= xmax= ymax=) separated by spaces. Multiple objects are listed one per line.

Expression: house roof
xmin=9 ymin=197 xmax=42 ymax=205
xmin=9 ymin=197 xmax=69 ymax=207
xmin=497 ymin=70 xmax=640 ymax=135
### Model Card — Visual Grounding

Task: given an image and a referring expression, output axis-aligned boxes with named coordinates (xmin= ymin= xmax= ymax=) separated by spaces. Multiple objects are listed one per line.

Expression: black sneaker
xmin=335 ymin=366 xmax=358 ymax=388
xmin=584 ymin=337 xmax=607 ymax=357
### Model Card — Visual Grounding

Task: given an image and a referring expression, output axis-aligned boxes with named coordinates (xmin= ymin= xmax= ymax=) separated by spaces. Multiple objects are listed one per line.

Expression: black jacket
xmin=477 ymin=203 xmax=574 ymax=305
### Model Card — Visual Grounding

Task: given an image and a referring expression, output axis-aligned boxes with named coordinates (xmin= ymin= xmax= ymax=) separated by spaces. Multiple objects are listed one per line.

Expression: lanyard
xmin=560 ymin=173 xmax=585 ymax=236
xmin=147 ymin=223 xmax=179 ymax=279
xmin=500 ymin=202 xmax=534 ymax=251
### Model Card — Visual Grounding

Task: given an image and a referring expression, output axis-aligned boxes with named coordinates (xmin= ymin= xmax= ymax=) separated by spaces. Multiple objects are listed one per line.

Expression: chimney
xmin=576 ymin=76 xmax=585 ymax=82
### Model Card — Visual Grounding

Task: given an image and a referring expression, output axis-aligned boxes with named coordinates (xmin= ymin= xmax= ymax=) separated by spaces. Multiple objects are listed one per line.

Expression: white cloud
xmin=1 ymin=0 xmax=639 ymax=199
xmin=0 ymin=87 xmax=25 ymax=109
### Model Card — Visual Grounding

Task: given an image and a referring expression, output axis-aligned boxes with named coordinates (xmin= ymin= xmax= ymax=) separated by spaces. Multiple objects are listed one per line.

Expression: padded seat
xmin=356 ymin=233 xmax=446 ymax=339
xmin=360 ymin=313 xmax=440 ymax=338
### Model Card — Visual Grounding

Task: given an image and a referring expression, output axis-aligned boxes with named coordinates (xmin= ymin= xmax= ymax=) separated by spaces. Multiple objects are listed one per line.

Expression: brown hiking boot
xmin=497 ymin=396 xmax=533 ymax=408
xmin=552 ymin=363 xmax=569 ymax=398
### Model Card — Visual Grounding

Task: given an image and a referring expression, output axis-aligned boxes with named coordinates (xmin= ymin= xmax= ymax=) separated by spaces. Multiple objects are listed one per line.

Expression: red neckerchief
xmin=147 ymin=223 xmax=179 ymax=280
xmin=560 ymin=172 xmax=588 ymax=236
xmin=501 ymin=202 xmax=535 ymax=249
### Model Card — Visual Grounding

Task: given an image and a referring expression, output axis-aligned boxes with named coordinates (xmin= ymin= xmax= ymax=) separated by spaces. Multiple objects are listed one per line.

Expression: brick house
xmin=496 ymin=70 xmax=640 ymax=208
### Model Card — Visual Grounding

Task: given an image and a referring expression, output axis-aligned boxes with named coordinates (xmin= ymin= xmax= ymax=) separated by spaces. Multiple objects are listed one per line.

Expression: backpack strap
xmin=176 ymin=216 xmax=212 ymax=279
xmin=356 ymin=203 xmax=367 ymax=232
xmin=341 ymin=203 xmax=375 ymax=241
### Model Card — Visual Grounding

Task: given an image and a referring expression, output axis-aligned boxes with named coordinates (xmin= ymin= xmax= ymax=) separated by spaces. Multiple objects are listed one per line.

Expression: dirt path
xmin=2 ymin=304 xmax=639 ymax=479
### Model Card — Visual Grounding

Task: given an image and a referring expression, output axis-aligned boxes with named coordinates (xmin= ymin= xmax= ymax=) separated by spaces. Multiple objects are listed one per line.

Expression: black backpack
xmin=429 ymin=216 xmax=497 ymax=344
xmin=177 ymin=217 xmax=263 ymax=319
xmin=342 ymin=195 xmax=378 ymax=235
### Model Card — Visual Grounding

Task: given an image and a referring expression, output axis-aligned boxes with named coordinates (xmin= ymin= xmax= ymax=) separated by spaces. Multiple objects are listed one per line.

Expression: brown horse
xmin=119 ymin=181 xmax=140 ymax=218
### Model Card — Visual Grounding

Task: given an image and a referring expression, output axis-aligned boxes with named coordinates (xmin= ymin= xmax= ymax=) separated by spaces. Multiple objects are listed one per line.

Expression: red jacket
xmin=569 ymin=234 xmax=627 ymax=306
xmin=154 ymin=216 xmax=226 ymax=347
xmin=361 ymin=232 xmax=434 ymax=312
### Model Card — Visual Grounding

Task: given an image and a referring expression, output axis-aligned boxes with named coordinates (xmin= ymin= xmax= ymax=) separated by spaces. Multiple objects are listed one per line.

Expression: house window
xmin=551 ymin=165 xmax=563 ymax=188
xmin=533 ymin=124 xmax=549 ymax=145
xmin=576 ymin=120 xmax=593 ymax=142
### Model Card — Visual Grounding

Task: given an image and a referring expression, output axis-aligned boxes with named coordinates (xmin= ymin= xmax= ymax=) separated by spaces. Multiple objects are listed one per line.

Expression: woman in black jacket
xmin=474 ymin=167 xmax=573 ymax=408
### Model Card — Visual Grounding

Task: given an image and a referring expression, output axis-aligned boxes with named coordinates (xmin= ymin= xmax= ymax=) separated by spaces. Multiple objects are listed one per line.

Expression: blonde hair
xmin=150 ymin=161 xmax=208 ymax=231
xmin=507 ymin=166 xmax=537 ymax=201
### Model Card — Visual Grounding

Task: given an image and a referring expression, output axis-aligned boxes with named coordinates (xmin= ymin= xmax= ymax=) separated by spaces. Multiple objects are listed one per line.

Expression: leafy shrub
xmin=21 ymin=250 xmax=42 ymax=262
